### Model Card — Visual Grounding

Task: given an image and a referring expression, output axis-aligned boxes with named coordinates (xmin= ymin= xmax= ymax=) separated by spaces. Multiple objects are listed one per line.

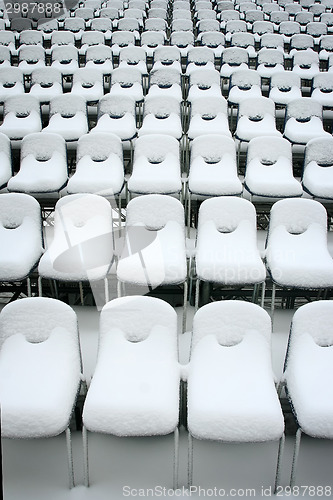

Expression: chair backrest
xmin=304 ymin=136 xmax=333 ymax=167
xmin=125 ymin=193 xmax=185 ymax=228
xmin=191 ymin=300 xmax=271 ymax=350
xmin=197 ymin=195 xmax=257 ymax=233
xmin=247 ymin=136 xmax=292 ymax=164
xmin=190 ymin=95 xmax=228 ymax=117
xmin=97 ymin=94 xmax=136 ymax=119
xmin=237 ymin=96 xmax=275 ymax=119
xmin=49 ymin=94 xmax=87 ymax=118
xmin=77 ymin=132 xmax=123 ymax=162
xmin=286 ymin=97 xmax=322 ymax=121
xmin=268 ymin=197 xmax=327 ymax=235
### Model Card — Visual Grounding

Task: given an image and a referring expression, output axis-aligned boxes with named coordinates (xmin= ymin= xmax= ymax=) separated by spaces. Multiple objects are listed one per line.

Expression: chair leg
xmin=66 ymin=427 xmax=75 ymax=489
xmin=82 ymin=425 xmax=90 ymax=488
xmin=271 ymin=282 xmax=276 ymax=327
xmin=173 ymin=427 xmax=179 ymax=490
xmin=261 ymin=280 xmax=266 ymax=309
xmin=290 ymin=427 xmax=302 ymax=488
xmin=38 ymin=276 xmax=42 ymax=297
xmin=117 ymin=279 xmax=122 ymax=298
xmin=183 ymin=279 xmax=188 ymax=334
xmin=79 ymin=281 xmax=84 ymax=306
xmin=195 ymin=278 xmax=200 ymax=311
xmin=274 ymin=433 xmax=285 ymax=493
xmin=27 ymin=276 xmax=31 ymax=297
xmin=187 ymin=192 xmax=191 ymax=238
xmin=104 ymin=277 xmax=109 ymax=304
xmin=187 ymin=432 xmax=193 ymax=488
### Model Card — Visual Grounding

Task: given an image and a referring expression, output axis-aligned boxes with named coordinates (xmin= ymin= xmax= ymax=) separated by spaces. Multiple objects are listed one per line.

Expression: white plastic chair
xmin=0 ymin=132 xmax=11 ymax=189
xmin=67 ymin=132 xmax=124 ymax=199
xmin=82 ymin=295 xmax=180 ymax=488
xmin=0 ymin=193 xmax=43 ymax=290
xmin=0 ymin=67 xmax=25 ymax=104
xmin=265 ymin=198 xmax=333 ymax=318
xmin=187 ymin=300 xmax=285 ymax=492
xmin=195 ymin=196 xmax=266 ymax=309
xmin=0 ymin=296 xmax=84 ymax=488
xmin=17 ymin=44 xmax=46 ymax=78
xmin=116 ymin=194 xmax=188 ymax=331
xmin=187 ymin=96 xmax=231 ymax=141
xmin=29 ymin=67 xmax=63 ymax=104
xmin=302 ymin=136 xmax=333 ymax=199
xmin=283 ymin=98 xmax=330 ymax=147
xmin=280 ymin=300 xmax=333 ymax=487
xmin=70 ymin=67 xmax=105 ymax=104
xmin=38 ymin=193 xmax=115 ymax=303
xmin=0 ymin=95 xmax=42 ymax=141
xmin=244 ymin=136 xmax=303 ymax=199
xmin=43 ymin=95 xmax=89 ymax=144
xmin=269 ymin=71 xmax=302 ymax=107
xmin=139 ymin=96 xmax=183 ymax=140
xmin=128 ymin=134 xmax=182 ymax=198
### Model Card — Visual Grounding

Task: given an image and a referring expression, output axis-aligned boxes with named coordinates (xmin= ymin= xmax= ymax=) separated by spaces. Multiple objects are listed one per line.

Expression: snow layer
xmin=0 ymin=193 xmax=43 ymax=281
xmin=188 ymin=135 xmax=242 ymax=195
xmin=266 ymin=198 xmax=333 ymax=287
xmin=187 ymin=301 xmax=284 ymax=442
xmin=302 ymin=137 xmax=333 ymax=199
xmin=38 ymin=194 xmax=114 ymax=281
xmin=195 ymin=197 xmax=266 ymax=285
xmin=0 ymin=297 xmax=82 ymax=438
xmin=83 ymin=296 xmax=180 ymax=436
xmin=284 ymin=301 xmax=333 ymax=438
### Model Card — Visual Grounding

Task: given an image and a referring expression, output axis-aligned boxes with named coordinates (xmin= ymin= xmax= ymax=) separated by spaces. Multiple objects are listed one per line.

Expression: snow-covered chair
xmin=0 ymin=95 xmax=42 ymax=141
xmin=319 ymin=35 xmax=333 ymax=64
xmin=235 ymin=97 xmax=281 ymax=163
xmin=146 ymin=67 xmax=183 ymax=103
xmin=244 ymin=136 xmax=303 ymax=200
xmin=252 ymin=20 xmax=275 ymax=41
xmin=0 ymin=67 xmax=25 ymax=104
xmin=18 ymin=29 xmax=44 ymax=46
xmin=151 ymin=45 xmax=182 ymax=72
xmin=311 ymin=73 xmax=333 ymax=109
xmin=140 ymin=31 xmax=166 ymax=59
xmin=197 ymin=31 xmax=225 ymax=57
xmin=67 ymin=132 xmax=124 ymax=200
xmin=170 ymin=30 xmax=195 ymax=58
xmin=289 ymin=34 xmax=315 ymax=54
xmin=260 ymin=33 xmax=285 ymax=53
xmin=139 ymin=96 xmax=183 ymax=140
xmin=116 ymin=194 xmax=188 ymax=331
xmin=84 ymin=44 xmax=113 ymax=80
xmin=29 ymin=67 xmax=63 ymax=104
xmin=0 ymin=296 xmax=84 ymax=488
xmin=63 ymin=17 xmax=85 ymax=41
xmin=91 ymin=94 xmax=137 ymax=151
xmin=38 ymin=193 xmax=115 ymax=303
xmin=79 ymin=31 xmax=106 ymax=55
xmin=17 ymin=44 xmax=46 ymax=78
xmin=227 ymin=70 xmax=262 ymax=129
xmin=265 ymin=198 xmax=333 ymax=317
xmin=144 ymin=17 xmax=168 ymax=33
xmin=7 ymin=132 xmax=67 ymax=196
xmin=0 ymin=31 xmax=16 ymax=55
xmin=224 ymin=20 xmax=247 ymax=41
xmin=306 ymin=21 xmax=327 ymax=44
xmin=50 ymin=45 xmax=79 ymax=80
xmin=185 ymin=46 xmax=216 ymax=78
xmin=229 ymin=32 xmax=256 ymax=58
xmin=171 ymin=18 xmax=193 ymax=32
xmin=127 ymin=134 xmax=182 ymax=199
xmin=283 ymin=98 xmax=330 ymax=147
xmin=186 ymin=66 xmax=221 ymax=98
xmin=291 ymin=49 xmax=320 ymax=82
xmin=0 ymin=132 xmax=11 ymax=189
xmin=50 ymin=30 xmax=76 ymax=48
xmin=109 ymin=66 xmax=144 ymax=110
xmin=280 ymin=300 xmax=333 ymax=487
xmin=0 ymin=193 xmax=43 ymax=289
xmin=70 ymin=68 xmax=105 ymax=104
xmin=194 ymin=196 xmax=266 ymax=308
xmin=220 ymin=47 xmax=249 ymax=85
xmin=269 ymin=72 xmax=302 ymax=108
xmin=118 ymin=45 xmax=148 ymax=77
xmin=256 ymin=48 xmax=285 ymax=81
xmin=42 ymin=95 xmax=88 ymax=144
xmin=82 ymin=295 xmax=180 ymax=488
xmin=187 ymin=135 xmax=242 ymax=232
xmin=302 ymin=136 xmax=333 ymax=200
xmin=187 ymin=96 xmax=231 ymax=142
xmin=187 ymin=300 xmax=285 ymax=491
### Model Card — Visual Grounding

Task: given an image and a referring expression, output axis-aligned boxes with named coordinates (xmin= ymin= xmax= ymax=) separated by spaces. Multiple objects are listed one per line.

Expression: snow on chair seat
xmin=194 ymin=196 xmax=266 ymax=309
xmin=0 ymin=95 xmax=42 ymax=141
xmin=0 ymin=193 xmax=43 ymax=285
xmin=302 ymin=136 xmax=333 ymax=200
xmin=7 ymin=132 xmax=68 ymax=196
xmin=82 ymin=295 xmax=180 ymax=488
xmin=187 ymin=300 xmax=285 ymax=491
xmin=265 ymin=198 xmax=333 ymax=318
xmin=0 ymin=296 xmax=84 ymax=488
xmin=244 ymin=136 xmax=303 ymax=200
xmin=38 ymin=193 xmax=115 ymax=304
xmin=280 ymin=301 xmax=333 ymax=487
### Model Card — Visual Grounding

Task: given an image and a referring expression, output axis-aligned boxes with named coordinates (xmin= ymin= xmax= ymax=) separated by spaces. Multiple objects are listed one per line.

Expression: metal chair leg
xmin=290 ymin=427 xmax=302 ymax=488
xmin=187 ymin=432 xmax=193 ymax=488
xmin=274 ymin=433 xmax=285 ymax=493
xmin=271 ymin=282 xmax=276 ymax=327
xmin=183 ymin=279 xmax=188 ymax=334
xmin=82 ymin=425 xmax=89 ymax=488
xmin=195 ymin=278 xmax=200 ymax=311
xmin=66 ymin=427 xmax=75 ymax=489
xmin=173 ymin=427 xmax=179 ymax=490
